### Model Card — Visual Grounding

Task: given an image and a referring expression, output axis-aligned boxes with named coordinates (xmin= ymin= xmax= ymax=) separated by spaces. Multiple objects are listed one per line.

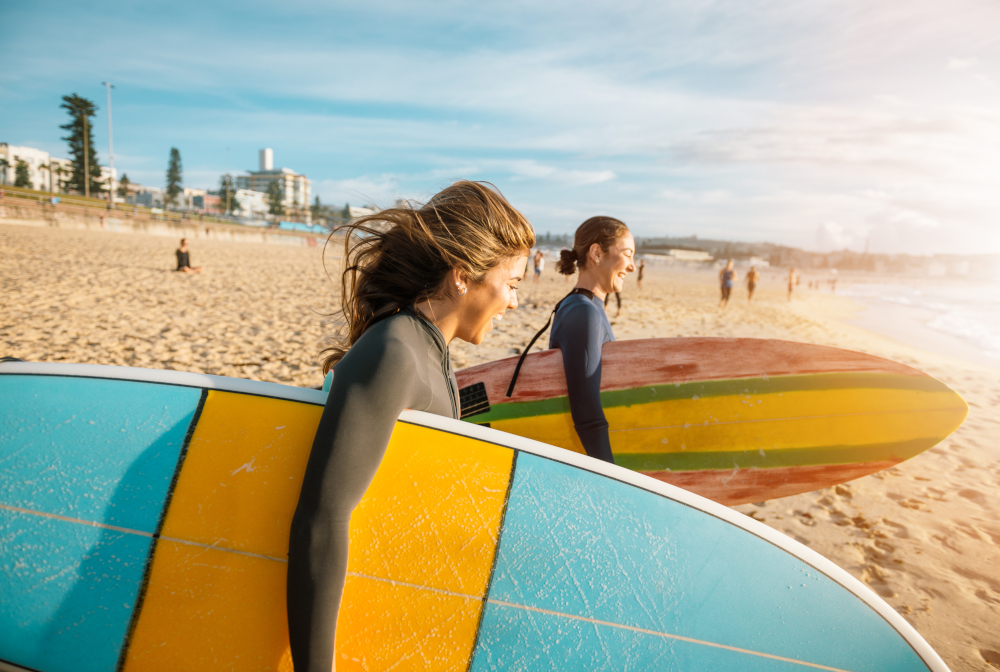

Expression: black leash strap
xmin=505 ymin=288 xmax=595 ymax=398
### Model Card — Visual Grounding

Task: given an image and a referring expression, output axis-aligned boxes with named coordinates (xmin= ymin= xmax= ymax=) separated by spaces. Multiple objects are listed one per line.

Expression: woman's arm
xmin=287 ymin=332 xmax=421 ymax=672
xmin=551 ymin=303 xmax=615 ymax=463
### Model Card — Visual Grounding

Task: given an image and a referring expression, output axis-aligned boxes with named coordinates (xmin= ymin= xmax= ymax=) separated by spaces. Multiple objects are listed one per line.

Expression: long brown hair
xmin=321 ymin=180 xmax=535 ymax=372
xmin=557 ymin=216 xmax=629 ymax=275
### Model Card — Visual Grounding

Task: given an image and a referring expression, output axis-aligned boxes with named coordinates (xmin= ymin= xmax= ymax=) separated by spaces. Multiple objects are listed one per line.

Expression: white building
xmin=0 ymin=143 xmax=73 ymax=192
xmin=236 ymin=148 xmax=311 ymax=218
xmin=234 ymin=188 xmax=268 ymax=219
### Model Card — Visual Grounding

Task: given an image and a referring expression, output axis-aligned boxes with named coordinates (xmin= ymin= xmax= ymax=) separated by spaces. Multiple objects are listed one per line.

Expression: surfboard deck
xmin=456 ymin=337 xmax=968 ymax=506
xmin=1 ymin=361 xmax=949 ymax=672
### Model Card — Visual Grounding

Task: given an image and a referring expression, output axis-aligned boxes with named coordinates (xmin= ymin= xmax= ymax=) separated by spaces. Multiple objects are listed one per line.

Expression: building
xmin=234 ymin=188 xmax=268 ymax=219
xmin=236 ymin=148 xmax=311 ymax=219
xmin=0 ymin=143 xmax=73 ymax=192
xmin=667 ymin=248 xmax=713 ymax=262
xmin=127 ymin=185 xmax=164 ymax=208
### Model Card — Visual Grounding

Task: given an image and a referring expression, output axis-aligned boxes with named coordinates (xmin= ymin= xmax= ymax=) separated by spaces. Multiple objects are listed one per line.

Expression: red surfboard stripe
xmin=642 ymin=460 xmax=900 ymax=506
xmin=457 ymin=338 xmax=925 ymax=404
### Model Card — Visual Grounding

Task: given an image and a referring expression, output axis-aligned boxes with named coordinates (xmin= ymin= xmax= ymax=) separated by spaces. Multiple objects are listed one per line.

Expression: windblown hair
xmin=557 ymin=216 xmax=630 ymax=275
xmin=321 ymin=180 xmax=535 ymax=372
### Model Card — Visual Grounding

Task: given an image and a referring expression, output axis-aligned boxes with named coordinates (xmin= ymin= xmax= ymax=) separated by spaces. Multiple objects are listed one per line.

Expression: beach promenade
xmin=2 ymin=222 xmax=998 ymax=671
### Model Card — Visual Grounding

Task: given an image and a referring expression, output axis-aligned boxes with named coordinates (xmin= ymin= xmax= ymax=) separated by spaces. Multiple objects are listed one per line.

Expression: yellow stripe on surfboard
xmin=486 ymin=387 xmax=966 ymax=458
xmin=123 ymin=391 xmax=512 ymax=672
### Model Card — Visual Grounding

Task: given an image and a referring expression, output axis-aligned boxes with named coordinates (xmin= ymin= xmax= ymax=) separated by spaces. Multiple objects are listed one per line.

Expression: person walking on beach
xmin=719 ymin=259 xmax=737 ymax=307
xmin=543 ymin=216 xmax=635 ymax=464
xmin=746 ymin=266 xmax=759 ymax=303
xmin=637 ymin=258 xmax=645 ymax=290
xmin=175 ymin=238 xmax=203 ymax=273
xmin=533 ymin=249 xmax=545 ymax=283
xmin=787 ymin=268 xmax=797 ymax=301
xmin=287 ymin=181 xmax=534 ymax=672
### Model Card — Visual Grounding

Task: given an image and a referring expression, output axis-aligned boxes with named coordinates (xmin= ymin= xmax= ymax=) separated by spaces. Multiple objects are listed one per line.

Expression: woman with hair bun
xmin=551 ymin=216 xmax=635 ymax=463
xmin=287 ymin=181 xmax=534 ymax=671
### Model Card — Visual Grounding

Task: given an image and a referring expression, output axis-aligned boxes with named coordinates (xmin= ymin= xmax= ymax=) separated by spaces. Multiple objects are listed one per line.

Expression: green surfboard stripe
xmin=612 ymin=437 xmax=942 ymax=472
xmin=465 ymin=372 xmax=953 ymax=424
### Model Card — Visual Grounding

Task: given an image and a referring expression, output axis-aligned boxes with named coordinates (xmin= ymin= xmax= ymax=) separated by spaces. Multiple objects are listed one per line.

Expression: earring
xmin=596 ymin=259 xmax=601 ymax=266
xmin=456 ymin=282 xmax=467 ymax=296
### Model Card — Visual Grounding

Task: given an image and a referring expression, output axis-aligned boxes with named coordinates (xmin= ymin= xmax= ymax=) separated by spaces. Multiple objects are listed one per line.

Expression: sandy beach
xmin=3 ymin=223 xmax=998 ymax=670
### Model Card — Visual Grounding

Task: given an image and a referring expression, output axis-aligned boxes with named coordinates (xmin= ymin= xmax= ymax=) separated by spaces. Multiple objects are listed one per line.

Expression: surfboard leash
xmin=505 ymin=288 xmax=595 ymax=398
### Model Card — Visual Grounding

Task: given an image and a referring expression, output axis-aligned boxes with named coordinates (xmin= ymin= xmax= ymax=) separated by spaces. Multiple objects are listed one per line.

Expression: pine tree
xmin=311 ymin=195 xmax=322 ymax=221
xmin=60 ymin=94 xmax=102 ymax=196
xmin=165 ymin=148 xmax=182 ymax=208
xmin=117 ymin=173 xmax=131 ymax=199
xmin=14 ymin=159 xmax=31 ymax=188
xmin=265 ymin=180 xmax=285 ymax=217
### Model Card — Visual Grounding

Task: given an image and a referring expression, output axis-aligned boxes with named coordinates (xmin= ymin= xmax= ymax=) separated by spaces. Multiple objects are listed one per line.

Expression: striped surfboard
xmin=0 ymin=362 xmax=949 ymax=671
xmin=456 ymin=337 xmax=968 ymax=505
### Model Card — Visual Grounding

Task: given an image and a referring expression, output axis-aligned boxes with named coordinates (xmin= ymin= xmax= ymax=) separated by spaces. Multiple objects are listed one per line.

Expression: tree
xmin=0 ymin=157 xmax=9 ymax=185
xmin=117 ymin=173 xmax=131 ymax=199
xmin=14 ymin=159 xmax=31 ymax=188
xmin=219 ymin=174 xmax=240 ymax=214
xmin=165 ymin=148 xmax=182 ymax=208
xmin=341 ymin=203 xmax=351 ymax=221
xmin=265 ymin=180 xmax=285 ymax=217
xmin=60 ymin=94 xmax=102 ymax=196
xmin=311 ymin=195 xmax=322 ymax=221
xmin=52 ymin=164 xmax=66 ymax=193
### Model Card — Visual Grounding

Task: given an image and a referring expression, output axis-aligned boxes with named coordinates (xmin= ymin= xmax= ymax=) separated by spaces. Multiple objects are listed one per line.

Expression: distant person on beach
xmin=787 ymin=268 xmax=797 ymax=300
xmin=719 ymin=259 xmax=737 ymax=307
xmin=175 ymin=238 xmax=203 ymax=273
xmin=637 ymin=259 xmax=645 ymax=290
xmin=533 ymin=249 xmax=544 ymax=283
xmin=604 ymin=289 xmax=622 ymax=318
xmin=746 ymin=266 xmax=759 ymax=302
xmin=544 ymin=216 xmax=635 ymax=464
xmin=287 ymin=181 xmax=534 ymax=672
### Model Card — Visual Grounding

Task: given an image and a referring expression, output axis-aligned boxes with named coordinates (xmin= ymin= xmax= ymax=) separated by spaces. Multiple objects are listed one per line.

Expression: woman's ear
xmin=589 ymin=243 xmax=603 ymax=264
xmin=451 ymin=268 xmax=469 ymax=297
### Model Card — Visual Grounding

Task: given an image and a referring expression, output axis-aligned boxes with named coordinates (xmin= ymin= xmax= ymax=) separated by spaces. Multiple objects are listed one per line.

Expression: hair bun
xmin=557 ymin=248 xmax=578 ymax=275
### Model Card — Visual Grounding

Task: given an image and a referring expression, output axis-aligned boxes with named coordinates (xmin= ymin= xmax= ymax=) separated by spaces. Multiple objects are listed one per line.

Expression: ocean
xmin=841 ymin=281 xmax=1000 ymax=369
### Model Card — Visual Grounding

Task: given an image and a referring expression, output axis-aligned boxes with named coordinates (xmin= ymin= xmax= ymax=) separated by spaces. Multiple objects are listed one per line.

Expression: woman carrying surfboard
xmin=287 ymin=181 xmax=534 ymax=672
xmin=550 ymin=217 xmax=635 ymax=463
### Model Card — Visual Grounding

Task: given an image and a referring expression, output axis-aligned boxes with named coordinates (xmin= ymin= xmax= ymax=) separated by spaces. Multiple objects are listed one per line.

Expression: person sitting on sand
xmin=746 ymin=266 xmax=760 ymax=303
xmin=719 ymin=259 xmax=737 ymax=307
xmin=175 ymin=238 xmax=203 ymax=273
xmin=287 ymin=181 xmax=534 ymax=672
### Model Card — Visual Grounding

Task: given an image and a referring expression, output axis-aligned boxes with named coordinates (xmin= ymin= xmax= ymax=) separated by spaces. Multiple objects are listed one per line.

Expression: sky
xmin=2 ymin=0 xmax=999 ymax=254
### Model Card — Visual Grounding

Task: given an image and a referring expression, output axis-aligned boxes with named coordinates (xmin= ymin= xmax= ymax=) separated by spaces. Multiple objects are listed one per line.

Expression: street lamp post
xmin=102 ymin=82 xmax=115 ymax=209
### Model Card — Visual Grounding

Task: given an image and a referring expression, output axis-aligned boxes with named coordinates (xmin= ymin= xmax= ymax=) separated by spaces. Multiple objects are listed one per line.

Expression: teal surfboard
xmin=0 ymin=361 xmax=948 ymax=671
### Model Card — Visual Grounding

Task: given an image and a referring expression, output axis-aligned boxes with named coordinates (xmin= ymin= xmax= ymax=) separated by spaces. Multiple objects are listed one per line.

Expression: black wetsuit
xmin=287 ymin=308 xmax=458 ymax=672
xmin=549 ymin=293 xmax=616 ymax=463
xmin=175 ymin=249 xmax=190 ymax=270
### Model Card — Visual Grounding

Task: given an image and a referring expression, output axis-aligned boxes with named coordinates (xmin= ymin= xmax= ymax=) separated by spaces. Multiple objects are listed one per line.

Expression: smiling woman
xmin=551 ymin=216 xmax=636 ymax=463
xmin=288 ymin=180 xmax=533 ymax=672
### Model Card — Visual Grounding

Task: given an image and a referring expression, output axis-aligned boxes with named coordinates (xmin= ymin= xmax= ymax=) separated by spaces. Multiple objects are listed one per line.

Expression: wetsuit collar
xmin=404 ymin=305 xmax=448 ymax=354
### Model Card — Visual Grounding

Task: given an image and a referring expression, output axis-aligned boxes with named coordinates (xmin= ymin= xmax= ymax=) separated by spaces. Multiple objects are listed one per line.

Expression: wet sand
xmin=3 ymin=224 xmax=998 ymax=670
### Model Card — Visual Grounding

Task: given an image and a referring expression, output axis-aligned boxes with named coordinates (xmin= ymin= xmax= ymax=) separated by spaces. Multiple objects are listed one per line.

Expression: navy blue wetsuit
xmin=549 ymin=292 xmax=616 ymax=463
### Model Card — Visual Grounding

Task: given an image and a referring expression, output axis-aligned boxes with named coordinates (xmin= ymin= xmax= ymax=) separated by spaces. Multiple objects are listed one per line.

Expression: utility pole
xmin=225 ymin=147 xmax=231 ymax=215
xmin=103 ymin=82 xmax=115 ymax=209
xmin=83 ymin=114 xmax=90 ymax=199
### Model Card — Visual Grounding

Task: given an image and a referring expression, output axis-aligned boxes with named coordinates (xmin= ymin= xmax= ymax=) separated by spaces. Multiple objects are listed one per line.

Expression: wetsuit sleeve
xmin=287 ymin=333 xmax=423 ymax=672
xmin=552 ymin=303 xmax=615 ymax=463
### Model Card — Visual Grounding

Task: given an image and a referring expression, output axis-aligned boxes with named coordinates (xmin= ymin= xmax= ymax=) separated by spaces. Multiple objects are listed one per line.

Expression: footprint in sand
xmin=979 ymin=650 xmax=1000 ymax=669
xmin=957 ymin=488 xmax=987 ymax=506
